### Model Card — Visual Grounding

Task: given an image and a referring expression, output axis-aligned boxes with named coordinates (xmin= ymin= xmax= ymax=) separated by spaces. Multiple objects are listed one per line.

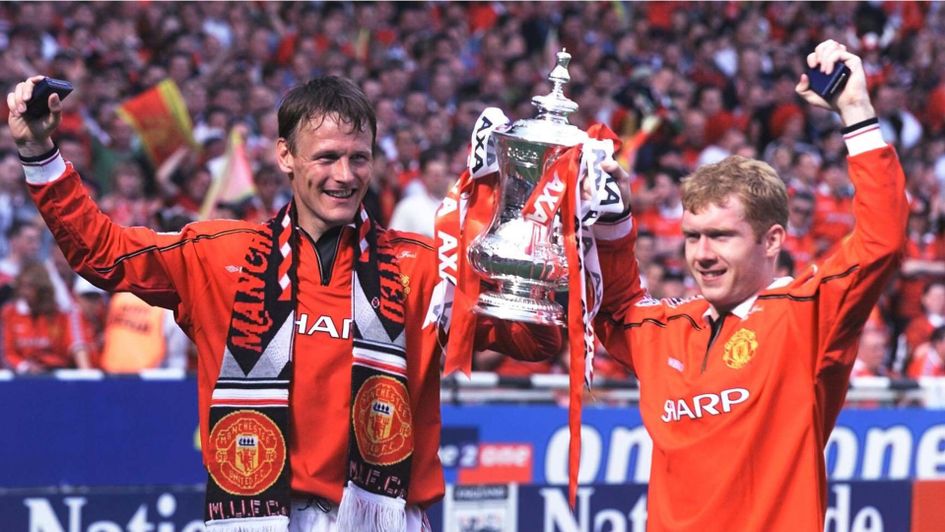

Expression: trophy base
xmin=474 ymin=288 xmax=564 ymax=326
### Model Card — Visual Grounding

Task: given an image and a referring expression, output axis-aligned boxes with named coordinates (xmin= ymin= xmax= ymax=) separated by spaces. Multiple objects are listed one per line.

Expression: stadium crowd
xmin=0 ymin=1 xmax=943 ymax=388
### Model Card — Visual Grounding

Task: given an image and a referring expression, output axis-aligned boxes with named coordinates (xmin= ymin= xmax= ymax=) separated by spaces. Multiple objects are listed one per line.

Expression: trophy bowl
xmin=467 ymin=50 xmax=587 ymax=326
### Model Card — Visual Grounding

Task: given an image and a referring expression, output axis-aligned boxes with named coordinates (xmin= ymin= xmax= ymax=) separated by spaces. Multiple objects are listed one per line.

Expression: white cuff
xmin=844 ymin=126 xmax=885 ymax=156
xmin=592 ymin=216 xmax=633 ymax=241
xmin=23 ymin=152 xmax=67 ymax=185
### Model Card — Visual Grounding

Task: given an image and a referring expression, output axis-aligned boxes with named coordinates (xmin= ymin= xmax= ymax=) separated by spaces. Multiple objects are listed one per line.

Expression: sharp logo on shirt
xmin=294 ymin=313 xmax=351 ymax=339
xmin=723 ymin=328 xmax=758 ymax=369
xmin=661 ymin=387 xmax=749 ymax=422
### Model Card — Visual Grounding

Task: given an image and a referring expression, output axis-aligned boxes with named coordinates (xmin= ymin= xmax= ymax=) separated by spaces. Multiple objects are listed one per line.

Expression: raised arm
xmin=7 ymin=77 xmax=195 ymax=310
xmin=795 ymin=42 xmax=908 ymax=369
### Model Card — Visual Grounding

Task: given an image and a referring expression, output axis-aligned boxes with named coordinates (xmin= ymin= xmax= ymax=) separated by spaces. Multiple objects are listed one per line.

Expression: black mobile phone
xmin=805 ymin=63 xmax=850 ymax=101
xmin=24 ymin=77 xmax=74 ymax=119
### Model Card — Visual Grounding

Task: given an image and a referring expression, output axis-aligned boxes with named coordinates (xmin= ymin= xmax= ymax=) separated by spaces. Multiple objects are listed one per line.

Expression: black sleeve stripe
xmin=389 ymin=236 xmax=434 ymax=252
xmin=92 ymin=228 xmax=262 ymax=274
xmin=757 ymin=264 xmax=860 ymax=303
xmin=602 ymin=265 xmax=861 ymax=329
xmin=601 ymin=312 xmax=704 ymax=331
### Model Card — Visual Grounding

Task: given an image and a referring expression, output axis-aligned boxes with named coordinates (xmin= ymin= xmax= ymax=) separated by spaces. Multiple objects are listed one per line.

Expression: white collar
xmin=701 ymin=276 xmax=793 ymax=324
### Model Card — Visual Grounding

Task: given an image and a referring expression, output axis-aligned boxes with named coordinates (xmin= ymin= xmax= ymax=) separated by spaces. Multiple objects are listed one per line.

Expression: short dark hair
xmin=419 ymin=147 xmax=448 ymax=172
xmin=278 ymin=76 xmax=376 ymax=153
xmin=6 ymin=219 xmax=38 ymax=241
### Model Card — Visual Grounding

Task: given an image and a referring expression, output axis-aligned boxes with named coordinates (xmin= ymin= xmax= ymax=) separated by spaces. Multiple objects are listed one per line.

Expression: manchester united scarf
xmin=204 ymin=204 xmax=410 ymax=531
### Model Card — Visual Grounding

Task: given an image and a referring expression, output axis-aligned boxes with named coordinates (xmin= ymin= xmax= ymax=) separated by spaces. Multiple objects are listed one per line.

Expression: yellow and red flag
xmin=117 ymin=79 xmax=197 ymax=167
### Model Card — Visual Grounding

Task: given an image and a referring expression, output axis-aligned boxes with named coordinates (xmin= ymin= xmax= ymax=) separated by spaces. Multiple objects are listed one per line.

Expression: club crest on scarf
xmin=207 ymin=410 xmax=287 ymax=496
xmin=352 ymin=375 xmax=413 ymax=466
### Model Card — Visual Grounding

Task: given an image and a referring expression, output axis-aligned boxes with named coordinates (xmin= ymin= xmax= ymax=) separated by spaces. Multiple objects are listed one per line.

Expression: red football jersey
xmin=594 ymin=146 xmax=906 ymax=531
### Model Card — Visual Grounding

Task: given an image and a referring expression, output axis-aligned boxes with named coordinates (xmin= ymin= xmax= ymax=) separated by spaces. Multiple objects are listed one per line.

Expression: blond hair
xmin=681 ymin=155 xmax=788 ymax=241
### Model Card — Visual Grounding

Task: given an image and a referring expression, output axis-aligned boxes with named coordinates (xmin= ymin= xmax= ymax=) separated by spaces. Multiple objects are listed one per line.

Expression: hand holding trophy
xmin=434 ymin=49 xmax=627 ymax=506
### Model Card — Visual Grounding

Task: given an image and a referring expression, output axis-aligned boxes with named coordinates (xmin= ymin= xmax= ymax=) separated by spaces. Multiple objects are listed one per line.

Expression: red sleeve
xmin=30 ymin=165 xmax=201 ymax=311
xmin=812 ymin=146 xmax=907 ymax=372
xmin=592 ymin=219 xmax=646 ymax=372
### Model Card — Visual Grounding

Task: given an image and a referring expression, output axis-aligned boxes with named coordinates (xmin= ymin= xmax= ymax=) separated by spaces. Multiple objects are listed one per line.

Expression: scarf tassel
xmin=205 ymin=516 xmax=289 ymax=532
xmin=336 ymin=481 xmax=407 ymax=532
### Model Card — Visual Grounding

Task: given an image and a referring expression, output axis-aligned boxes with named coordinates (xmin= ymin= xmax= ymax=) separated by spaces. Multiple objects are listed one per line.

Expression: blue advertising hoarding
xmin=4 ymin=377 xmax=945 ymax=488
xmin=3 ymin=376 xmax=203 ymax=488
xmin=439 ymin=405 xmax=945 ymax=487
xmin=0 ymin=481 xmax=913 ymax=532
xmin=1 ymin=376 xmax=942 ymax=530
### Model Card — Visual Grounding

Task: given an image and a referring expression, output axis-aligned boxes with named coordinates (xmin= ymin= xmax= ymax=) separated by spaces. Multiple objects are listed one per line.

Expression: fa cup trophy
xmin=467 ymin=50 xmax=589 ymax=325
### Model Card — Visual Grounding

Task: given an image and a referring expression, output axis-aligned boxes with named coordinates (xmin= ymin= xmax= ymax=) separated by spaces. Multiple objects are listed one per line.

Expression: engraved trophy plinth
xmin=467 ymin=50 xmax=588 ymax=325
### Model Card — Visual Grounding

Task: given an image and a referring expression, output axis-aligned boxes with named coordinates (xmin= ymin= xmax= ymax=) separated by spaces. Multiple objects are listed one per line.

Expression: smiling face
xmin=276 ymin=114 xmax=373 ymax=240
xmin=682 ymin=195 xmax=783 ymax=314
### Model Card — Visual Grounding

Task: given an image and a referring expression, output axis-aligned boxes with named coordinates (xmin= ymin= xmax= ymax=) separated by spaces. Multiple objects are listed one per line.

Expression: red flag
xmin=117 ymin=79 xmax=197 ymax=167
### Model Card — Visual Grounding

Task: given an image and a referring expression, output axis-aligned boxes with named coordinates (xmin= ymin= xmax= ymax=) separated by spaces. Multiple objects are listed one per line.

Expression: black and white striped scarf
xmin=204 ymin=204 xmax=411 ymax=531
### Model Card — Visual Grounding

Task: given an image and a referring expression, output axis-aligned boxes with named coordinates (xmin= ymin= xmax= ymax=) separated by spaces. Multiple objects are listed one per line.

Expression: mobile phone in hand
xmin=805 ymin=64 xmax=850 ymax=101
xmin=24 ymin=77 xmax=74 ymax=119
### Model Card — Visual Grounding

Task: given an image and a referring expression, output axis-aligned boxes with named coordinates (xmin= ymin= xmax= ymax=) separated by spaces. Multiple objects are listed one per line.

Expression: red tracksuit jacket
xmin=31 ymin=163 xmax=557 ymax=508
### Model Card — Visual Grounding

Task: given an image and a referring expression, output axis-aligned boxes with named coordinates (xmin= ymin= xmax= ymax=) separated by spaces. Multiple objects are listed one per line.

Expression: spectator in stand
xmin=0 ymin=220 xmax=74 ymax=312
xmin=2 ymin=261 xmax=91 ymax=372
xmin=0 ymin=149 xmax=40 ymax=259
xmin=99 ymin=160 xmax=162 ymax=227
xmin=907 ymin=325 xmax=945 ymax=378
xmin=659 ymin=268 xmax=689 ymax=300
xmin=776 ymin=249 xmax=796 ymax=278
xmin=635 ymin=168 xmax=685 ymax=257
xmin=389 ymin=148 xmax=453 ymax=237
xmin=786 ymin=151 xmax=822 ymax=196
xmin=698 ymin=128 xmax=748 ymax=167
xmin=633 ymin=229 xmax=658 ymax=292
xmin=98 ymin=291 xmax=190 ymax=373
xmin=72 ymin=275 xmax=107 ymax=368
xmin=902 ymin=281 xmax=945 ymax=362
xmin=783 ymin=189 xmax=818 ymax=271
xmin=852 ymin=325 xmax=896 ymax=378
xmin=812 ymin=161 xmax=856 ymax=257
xmin=0 ymin=220 xmax=42 ymax=280
xmin=893 ymin=199 xmax=945 ymax=334
xmin=875 ymin=83 xmax=923 ymax=152
xmin=241 ymin=163 xmax=291 ymax=224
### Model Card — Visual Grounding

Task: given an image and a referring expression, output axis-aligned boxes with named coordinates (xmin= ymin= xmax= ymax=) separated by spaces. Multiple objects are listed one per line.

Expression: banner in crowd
xmin=117 ymin=79 xmax=198 ymax=167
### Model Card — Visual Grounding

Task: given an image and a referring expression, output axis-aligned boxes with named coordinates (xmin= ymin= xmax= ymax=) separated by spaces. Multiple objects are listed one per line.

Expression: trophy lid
xmin=494 ymin=49 xmax=587 ymax=147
